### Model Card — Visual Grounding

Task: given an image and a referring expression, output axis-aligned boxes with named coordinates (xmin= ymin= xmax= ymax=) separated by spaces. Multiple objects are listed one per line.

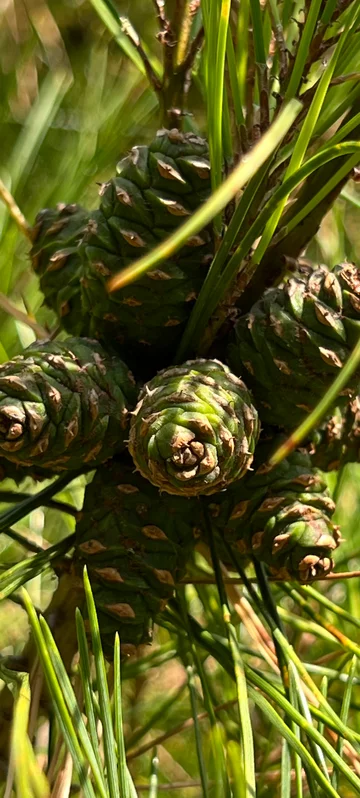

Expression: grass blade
xmin=277 ymin=152 xmax=360 ymax=238
xmin=331 ymin=655 xmax=357 ymax=790
xmin=289 ymin=661 xmax=330 ymax=783
xmin=183 ymin=653 xmax=210 ymax=796
xmin=281 ymin=585 xmax=360 ymax=661
xmin=39 ymin=616 xmax=109 ymax=798
xmin=296 ymin=584 xmax=360 ymax=633
xmin=83 ymin=566 xmax=120 ymax=798
xmin=0 ymin=667 xmax=50 ymax=798
xmin=204 ymin=0 xmax=231 ymax=232
xmin=177 ymin=588 xmax=230 ymax=797
xmin=272 ymin=626 xmax=360 ymax=750
xmin=0 ymin=68 xmax=71 ymax=297
xmin=215 ymin=141 xmax=360 ymax=312
xmin=88 ymin=0 xmax=161 ymax=79
xmin=226 ymin=623 xmax=256 ymax=798
xmin=226 ymin=30 xmax=245 ymax=126
xmin=148 ymin=749 xmax=159 ymax=798
xmin=184 ymin=610 xmax=360 ymax=785
xmin=284 ymin=0 xmax=323 ymax=101
xmin=21 ymin=589 xmax=97 ymax=798
xmin=236 ymin=0 xmax=250 ymax=110
xmin=248 ymin=684 xmax=340 ymax=798
xmin=175 ymin=609 xmax=348 ymax=796
xmin=186 ymin=139 xmax=360 ymax=350
xmin=247 ymin=666 xmax=359 ymax=795
xmin=122 ymin=642 xmax=177 ymax=681
xmin=318 ymin=676 xmax=328 ymax=737
xmin=75 ymin=609 xmax=103 ymax=773
xmin=114 ymin=633 xmax=133 ymax=798
xmin=251 ymin=6 xmax=360 ymax=290
xmin=205 ymin=511 xmax=256 ymax=798
xmin=249 ymin=0 xmax=266 ymax=66
xmin=288 ymin=672 xmax=303 ymax=798
xmin=6 ymin=71 xmax=71 ymax=195
xmin=280 ymin=736 xmax=291 ymax=798
xmin=254 ymin=17 xmax=359 ymax=267
xmin=0 ymin=535 xmax=75 ymax=600
xmin=0 ymin=472 xmax=82 ymax=534
xmin=227 ymin=740 xmax=246 ymax=798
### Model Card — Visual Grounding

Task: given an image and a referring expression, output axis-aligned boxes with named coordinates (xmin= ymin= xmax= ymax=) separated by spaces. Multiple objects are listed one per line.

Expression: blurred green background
xmin=1 ymin=2 xmax=360 ymax=794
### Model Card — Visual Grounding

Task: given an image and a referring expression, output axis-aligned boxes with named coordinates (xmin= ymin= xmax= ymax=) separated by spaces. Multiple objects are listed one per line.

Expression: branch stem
xmin=0 ymin=293 xmax=48 ymax=339
xmin=179 ymin=570 xmax=360 ymax=584
xmin=0 ymin=179 xmax=32 ymax=240
xmin=120 ymin=17 xmax=162 ymax=92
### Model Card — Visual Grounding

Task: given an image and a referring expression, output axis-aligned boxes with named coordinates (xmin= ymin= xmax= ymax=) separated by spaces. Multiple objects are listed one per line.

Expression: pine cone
xmin=81 ymin=129 xmax=213 ymax=372
xmin=0 ymin=338 xmax=136 ymax=471
xmin=75 ymin=457 xmax=201 ymax=656
xmin=310 ymin=394 xmax=360 ymax=470
xmin=129 ymin=359 xmax=259 ymax=496
xmin=229 ymin=263 xmax=360 ymax=427
xmin=206 ymin=438 xmax=341 ymax=581
xmin=30 ymin=203 xmax=90 ymax=336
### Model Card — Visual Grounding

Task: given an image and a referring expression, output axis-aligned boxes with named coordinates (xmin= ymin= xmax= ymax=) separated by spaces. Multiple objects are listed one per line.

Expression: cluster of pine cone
xmin=1 ymin=130 xmax=359 ymax=655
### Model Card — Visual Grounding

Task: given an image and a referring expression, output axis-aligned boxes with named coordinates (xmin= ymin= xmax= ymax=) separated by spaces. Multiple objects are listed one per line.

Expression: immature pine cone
xmin=129 ymin=359 xmax=259 ymax=496
xmin=229 ymin=263 xmax=360 ymax=427
xmin=75 ymin=458 xmax=201 ymax=656
xmin=207 ymin=438 xmax=342 ymax=581
xmin=0 ymin=338 xmax=136 ymax=471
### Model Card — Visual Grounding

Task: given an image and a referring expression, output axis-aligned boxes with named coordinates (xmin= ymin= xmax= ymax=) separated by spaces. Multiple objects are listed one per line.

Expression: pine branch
xmin=152 ymin=0 xmax=167 ymax=29
xmin=119 ymin=17 xmax=162 ymax=92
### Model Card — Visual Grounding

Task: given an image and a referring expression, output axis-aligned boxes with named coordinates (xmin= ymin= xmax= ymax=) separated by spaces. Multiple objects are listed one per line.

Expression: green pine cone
xmin=229 ymin=263 xmax=360 ymax=427
xmin=310 ymin=394 xmax=360 ymax=471
xmin=129 ymin=359 xmax=259 ymax=497
xmin=206 ymin=437 xmax=341 ymax=581
xmin=30 ymin=203 xmax=91 ymax=336
xmin=0 ymin=338 xmax=137 ymax=471
xmin=81 ymin=129 xmax=213 ymax=372
xmin=75 ymin=457 xmax=200 ymax=656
